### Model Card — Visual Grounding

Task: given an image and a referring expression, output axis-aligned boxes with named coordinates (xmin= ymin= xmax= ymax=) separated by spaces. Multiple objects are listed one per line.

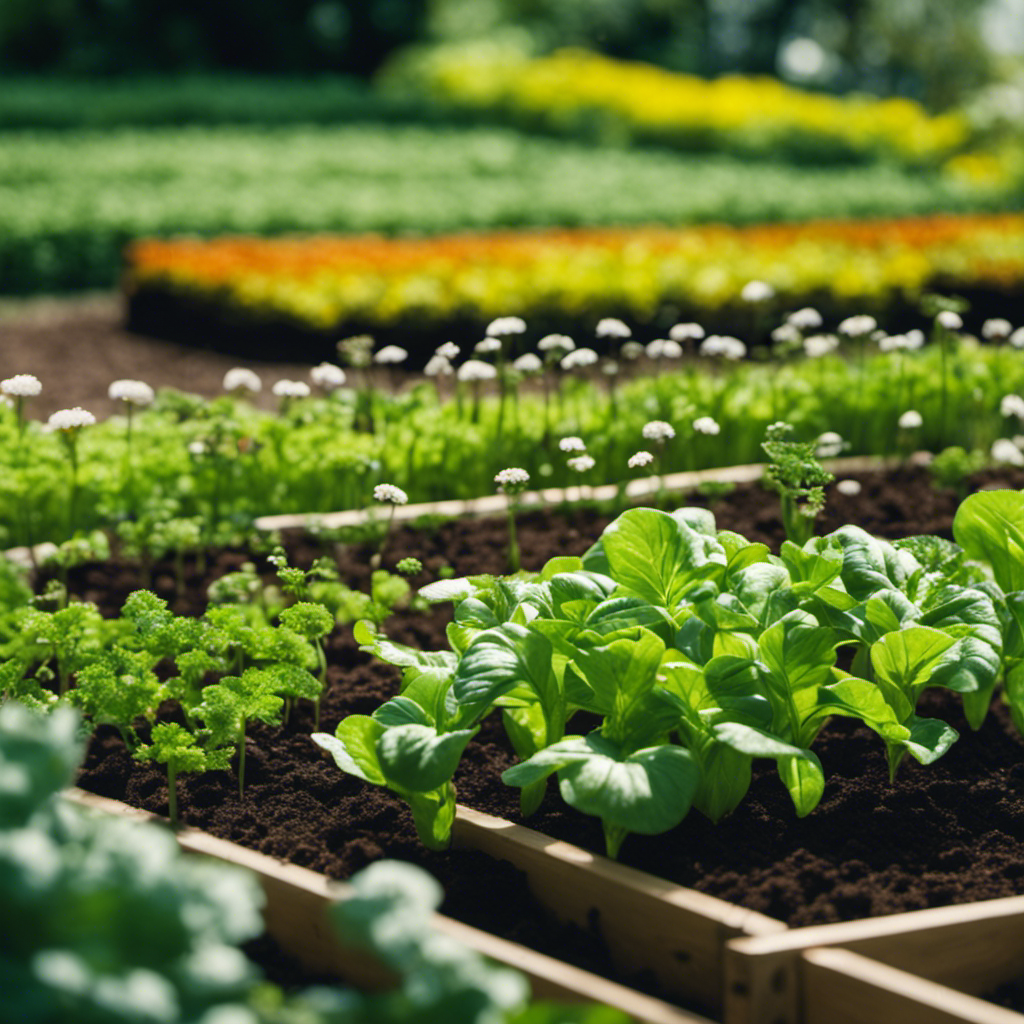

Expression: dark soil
xmin=70 ymin=466 xmax=1024 ymax=1000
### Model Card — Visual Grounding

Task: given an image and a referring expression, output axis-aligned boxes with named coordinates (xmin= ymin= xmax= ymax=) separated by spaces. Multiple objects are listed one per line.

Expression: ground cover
xmin=125 ymin=213 xmax=1024 ymax=345
xmin=43 ymin=464 xmax=1024 ymax=1015
xmin=1 ymin=124 xmax=1012 ymax=294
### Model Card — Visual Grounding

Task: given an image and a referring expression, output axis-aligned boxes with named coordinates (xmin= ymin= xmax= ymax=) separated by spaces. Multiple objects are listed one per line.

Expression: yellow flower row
xmin=126 ymin=214 xmax=1024 ymax=333
xmin=381 ymin=45 xmax=970 ymax=167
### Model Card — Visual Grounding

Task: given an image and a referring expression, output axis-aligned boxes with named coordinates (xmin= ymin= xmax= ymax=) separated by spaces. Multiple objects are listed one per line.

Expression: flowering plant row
xmin=125 ymin=214 xmax=1024 ymax=336
xmin=381 ymin=45 xmax=970 ymax=169
xmin=4 ymin=302 xmax=1024 ymax=550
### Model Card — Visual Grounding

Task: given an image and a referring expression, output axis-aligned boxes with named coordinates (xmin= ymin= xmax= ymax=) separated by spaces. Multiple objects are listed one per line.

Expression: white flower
xmin=877 ymin=333 xmax=905 ymax=353
xmin=1002 ymin=394 xmax=1024 ymax=419
xmin=816 ymin=431 xmax=845 ymax=457
xmin=47 ymin=407 xmax=95 ymax=431
xmin=642 ymin=420 xmax=675 ymax=442
xmin=602 ymin=360 xmax=620 ymax=376
xmin=693 ymin=416 xmax=720 ymax=435
xmin=700 ymin=335 xmax=747 ymax=360
xmin=374 ymin=345 xmax=408 ymax=365
xmin=272 ymin=379 xmax=311 ymax=399
xmin=992 ymin=438 xmax=1024 ymax=466
xmin=936 ymin=311 xmax=963 ymax=331
xmin=561 ymin=347 xmax=598 ymax=370
xmin=456 ymin=359 xmax=497 ymax=382
xmin=494 ymin=467 xmax=530 ymax=493
xmin=741 ymin=280 xmax=775 ymax=303
xmin=898 ymin=410 xmax=923 ymax=430
xmin=595 ymin=317 xmax=631 ymax=339
xmin=435 ymin=341 xmax=460 ymax=360
xmin=669 ymin=322 xmax=705 ymax=342
xmin=1010 ymin=327 xmax=1024 ymax=349
xmin=559 ymin=436 xmax=586 ymax=453
xmin=804 ymin=334 xmax=838 ymax=359
xmin=373 ymin=483 xmax=408 ymax=505
xmin=838 ymin=315 xmax=877 ymax=338
xmin=620 ymin=341 xmax=645 ymax=360
xmin=512 ymin=353 xmax=542 ymax=374
xmin=628 ymin=450 xmax=655 ymax=469
xmin=646 ymin=339 xmax=683 ymax=360
xmin=486 ymin=316 xmax=527 ymax=337
xmin=904 ymin=329 xmax=925 ymax=350
xmin=538 ymin=334 xmax=575 ymax=353
xmin=474 ymin=337 xmax=503 ymax=355
xmin=108 ymin=379 xmax=155 ymax=407
xmin=424 ymin=355 xmax=453 ymax=377
xmin=1 ymin=374 xmax=41 ymax=398
xmin=787 ymin=307 xmax=823 ymax=331
xmin=836 ymin=479 xmax=862 ymax=496
xmin=983 ymin=318 xmax=1013 ymax=341
xmin=187 ymin=440 xmax=206 ymax=457
xmin=310 ymin=363 xmax=346 ymax=390
xmin=223 ymin=367 xmax=262 ymax=394
xmin=567 ymin=454 xmax=596 ymax=473
xmin=771 ymin=324 xmax=801 ymax=345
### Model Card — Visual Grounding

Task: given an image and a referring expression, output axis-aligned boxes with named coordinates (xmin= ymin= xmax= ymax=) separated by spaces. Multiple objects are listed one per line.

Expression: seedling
xmin=761 ymin=421 xmax=834 ymax=545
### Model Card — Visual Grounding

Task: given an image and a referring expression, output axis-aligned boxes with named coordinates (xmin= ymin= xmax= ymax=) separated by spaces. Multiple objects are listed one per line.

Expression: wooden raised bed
xmin=64 ymin=788 xmax=711 ymax=1024
xmin=725 ymin=897 xmax=1024 ymax=1024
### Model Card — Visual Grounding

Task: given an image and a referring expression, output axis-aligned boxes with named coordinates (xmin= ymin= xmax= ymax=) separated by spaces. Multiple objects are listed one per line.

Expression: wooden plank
xmin=454 ymin=804 xmax=785 ymax=1015
xmin=63 ymin=789 xmax=713 ymax=1024
xmin=802 ymin=948 xmax=1023 ymax=1024
xmin=725 ymin=898 xmax=1024 ymax=1024
xmin=253 ymin=455 xmax=900 ymax=533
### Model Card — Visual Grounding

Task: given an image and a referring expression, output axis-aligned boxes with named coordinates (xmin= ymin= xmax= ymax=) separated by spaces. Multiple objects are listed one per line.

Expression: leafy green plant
xmin=134 ymin=721 xmax=232 ymax=826
xmin=929 ymin=445 xmax=985 ymax=500
xmin=761 ymin=421 xmax=835 ymax=545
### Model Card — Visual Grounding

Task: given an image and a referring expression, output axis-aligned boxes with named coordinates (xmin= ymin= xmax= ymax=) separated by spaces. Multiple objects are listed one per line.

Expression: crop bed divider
xmin=63 ymin=787 xmax=713 ymax=1024
xmin=252 ymin=455 xmax=904 ymax=534
xmin=724 ymin=897 xmax=1024 ymax=1024
xmin=452 ymin=805 xmax=786 ymax=1017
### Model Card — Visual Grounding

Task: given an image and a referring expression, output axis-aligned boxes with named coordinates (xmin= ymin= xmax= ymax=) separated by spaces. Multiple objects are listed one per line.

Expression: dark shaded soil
xmin=70 ymin=466 xmax=1024 ymax=1000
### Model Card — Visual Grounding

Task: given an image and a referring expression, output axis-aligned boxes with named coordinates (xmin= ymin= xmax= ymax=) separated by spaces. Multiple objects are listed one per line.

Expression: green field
xmin=2 ymin=122 xmax=1017 ymax=294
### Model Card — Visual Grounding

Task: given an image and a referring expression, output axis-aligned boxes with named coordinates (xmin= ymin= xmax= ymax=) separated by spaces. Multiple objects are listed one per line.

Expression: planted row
xmin=5 ymin=301 xmax=1024 ymax=548
xmin=318 ymin=487 xmax=1024 ymax=858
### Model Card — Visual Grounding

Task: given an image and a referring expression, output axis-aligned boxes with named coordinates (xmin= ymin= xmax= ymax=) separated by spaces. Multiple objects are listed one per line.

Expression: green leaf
xmin=539 ymin=555 xmax=584 ymax=580
xmin=355 ymin=620 xmax=457 ymax=670
xmin=597 ymin=508 xmax=726 ymax=609
xmin=311 ymin=716 xmax=386 ymax=785
xmin=902 ymin=714 xmax=959 ymax=765
xmin=373 ymin=696 xmax=433 ymax=728
xmin=711 ymin=722 xmax=824 ymax=816
xmin=503 ymin=734 xmax=700 ymax=841
xmin=953 ymin=490 xmax=1024 ymax=594
xmin=690 ymin=740 xmax=752 ymax=823
xmin=264 ymin=661 xmax=322 ymax=700
xmin=376 ymin=724 xmax=477 ymax=793
xmin=826 ymin=525 xmax=918 ymax=601
xmin=815 ymin=676 xmax=910 ymax=744
xmin=452 ymin=624 xmax=564 ymax=742
xmin=870 ymin=626 xmax=958 ymax=719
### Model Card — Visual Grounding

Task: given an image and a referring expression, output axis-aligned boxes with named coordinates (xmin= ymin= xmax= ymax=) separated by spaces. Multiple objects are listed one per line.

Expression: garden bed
xmin=61 ymin=463 xmax=1024 ymax=1017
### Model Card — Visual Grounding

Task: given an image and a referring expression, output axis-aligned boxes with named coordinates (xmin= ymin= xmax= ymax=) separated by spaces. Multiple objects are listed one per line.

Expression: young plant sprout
xmin=338 ymin=334 xmax=375 ymax=432
xmin=372 ymin=482 xmax=408 ymax=568
xmin=494 ymin=467 xmax=529 ymax=572
xmin=108 ymin=378 xmax=154 ymax=516
xmin=279 ymin=601 xmax=334 ymax=729
xmin=396 ymin=556 xmax=423 ymax=576
xmin=641 ymin=419 xmax=675 ymax=504
xmin=46 ymin=406 xmax=96 ymax=540
xmin=198 ymin=668 xmax=284 ymax=797
xmin=133 ymin=722 xmax=231 ymax=827
xmin=761 ymin=421 xmax=834 ymax=545
xmin=456 ymin=358 xmax=496 ymax=424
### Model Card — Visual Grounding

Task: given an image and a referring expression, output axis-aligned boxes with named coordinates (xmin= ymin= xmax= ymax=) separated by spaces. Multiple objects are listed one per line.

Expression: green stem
xmin=238 ymin=725 xmax=246 ymax=798
xmin=507 ymin=498 xmax=520 ymax=573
